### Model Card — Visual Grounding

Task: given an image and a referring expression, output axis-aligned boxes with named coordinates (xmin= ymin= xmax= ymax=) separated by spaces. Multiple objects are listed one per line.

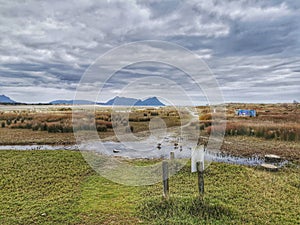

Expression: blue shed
xmin=236 ymin=109 xmax=256 ymax=117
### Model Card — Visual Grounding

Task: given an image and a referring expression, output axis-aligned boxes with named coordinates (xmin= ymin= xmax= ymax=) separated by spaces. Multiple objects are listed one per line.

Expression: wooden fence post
xmin=170 ymin=151 xmax=175 ymax=160
xmin=196 ymin=161 xmax=204 ymax=196
xmin=162 ymin=161 xmax=169 ymax=199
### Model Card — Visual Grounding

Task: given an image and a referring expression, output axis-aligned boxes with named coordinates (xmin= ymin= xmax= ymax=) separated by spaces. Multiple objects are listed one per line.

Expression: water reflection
xmin=0 ymin=141 xmax=288 ymax=168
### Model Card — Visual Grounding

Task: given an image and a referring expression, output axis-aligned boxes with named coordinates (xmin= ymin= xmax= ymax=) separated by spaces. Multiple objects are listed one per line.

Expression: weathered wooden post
xmin=170 ymin=151 xmax=176 ymax=174
xmin=162 ymin=161 xmax=169 ymax=199
xmin=170 ymin=151 xmax=175 ymax=160
xmin=197 ymin=161 xmax=204 ymax=195
xmin=191 ymin=145 xmax=205 ymax=197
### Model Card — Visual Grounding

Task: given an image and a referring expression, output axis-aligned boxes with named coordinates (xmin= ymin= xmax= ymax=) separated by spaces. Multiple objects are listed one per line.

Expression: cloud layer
xmin=0 ymin=0 xmax=299 ymax=104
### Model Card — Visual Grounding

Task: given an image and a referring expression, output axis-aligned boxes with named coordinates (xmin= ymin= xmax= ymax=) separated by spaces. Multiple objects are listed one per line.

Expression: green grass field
xmin=0 ymin=150 xmax=299 ymax=224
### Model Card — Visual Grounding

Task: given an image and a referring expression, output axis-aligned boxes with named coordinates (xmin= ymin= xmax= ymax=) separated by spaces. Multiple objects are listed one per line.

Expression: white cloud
xmin=0 ymin=0 xmax=299 ymax=103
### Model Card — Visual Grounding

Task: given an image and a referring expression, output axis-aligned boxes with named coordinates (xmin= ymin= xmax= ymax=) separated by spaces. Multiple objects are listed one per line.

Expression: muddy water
xmin=0 ymin=141 xmax=289 ymax=167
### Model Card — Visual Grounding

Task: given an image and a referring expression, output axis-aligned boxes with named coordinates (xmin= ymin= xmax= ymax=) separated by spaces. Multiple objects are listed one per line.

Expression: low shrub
xmin=199 ymin=113 xmax=212 ymax=121
xmin=41 ymin=123 xmax=48 ymax=131
xmin=6 ymin=120 xmax=11 ymax=126
xmin=223 ymin=122 xmax=300 ymax=142
xmin=150 ymin=112 xmax=159 ymax=116
xmin=96 ymin=125 xmax=107 ymax=132
xmin=10 ymin=123 xmax=33 ymax=129
xmin=32 ymin=124 xmax=41 ymax=131
xmin=47 ymin=124 xmax=63 ymax=133
xmin=46 ymin=124 xmax=73 ymax=133
xmin=96 ymin=120 xmax=113 ymax=129
xmin=63 ymin=126 xmax=73 ymax=133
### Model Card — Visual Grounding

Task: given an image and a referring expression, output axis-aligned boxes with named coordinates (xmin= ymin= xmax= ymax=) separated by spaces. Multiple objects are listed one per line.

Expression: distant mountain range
xmin=99 ymin=96 xmax=165 ymax=106
xmin=49 ymin=100 xmax=95 ymax=105
xmin=0 ymin=94 xmax=165 ymax=106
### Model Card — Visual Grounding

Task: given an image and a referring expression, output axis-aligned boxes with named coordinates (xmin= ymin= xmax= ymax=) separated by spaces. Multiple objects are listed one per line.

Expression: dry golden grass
xmin=0 ymin=128 xmax=116 ymax=145
xmin=0 ymin=128 xmax=76 ymax=145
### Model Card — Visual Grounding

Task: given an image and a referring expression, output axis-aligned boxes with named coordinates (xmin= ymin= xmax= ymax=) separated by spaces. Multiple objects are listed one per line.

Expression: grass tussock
xmin=220 ymin=122 xmax=300 ymax=142
xmin=139 ymin=197 xmax=235 ymax=224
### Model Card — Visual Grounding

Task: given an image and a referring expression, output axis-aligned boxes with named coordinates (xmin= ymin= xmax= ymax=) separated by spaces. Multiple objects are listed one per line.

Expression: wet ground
xmin=0 ymin=139 xmax=289 ymax=168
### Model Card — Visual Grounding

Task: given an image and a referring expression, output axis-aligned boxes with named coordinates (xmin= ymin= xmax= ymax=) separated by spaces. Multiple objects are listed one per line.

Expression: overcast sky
xmin=0 ymin=0 xmax=299 ymax=104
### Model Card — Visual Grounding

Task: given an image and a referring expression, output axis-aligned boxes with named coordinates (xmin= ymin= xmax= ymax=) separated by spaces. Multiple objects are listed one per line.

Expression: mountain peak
xmin=136 ymin=97 xmax=164 ymax=106
xmin=102 ymin=96 xmax=165 ymax=106
xmin=0 ymin=94 xmax=16 ymax=103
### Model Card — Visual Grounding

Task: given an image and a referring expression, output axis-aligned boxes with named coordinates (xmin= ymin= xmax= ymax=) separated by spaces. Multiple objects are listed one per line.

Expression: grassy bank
xmin=0 ymin=151 xmax=299 ymax=224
